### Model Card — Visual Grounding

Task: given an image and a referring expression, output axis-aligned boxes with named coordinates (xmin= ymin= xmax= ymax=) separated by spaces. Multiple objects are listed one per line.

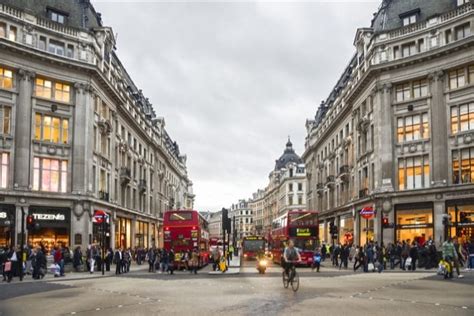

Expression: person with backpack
xmin=312 ymin=247 xmax=322 ymax=272
xmin=409 ymin=241 xmax=419 ymax=271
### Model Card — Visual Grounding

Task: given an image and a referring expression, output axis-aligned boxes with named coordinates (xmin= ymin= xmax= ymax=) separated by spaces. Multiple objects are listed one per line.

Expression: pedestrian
xmin=212 ymin=247 xmax=220 ymax=271
xmin=467 ymin=238 xmax=474 ymax=270
xmin=229 ymin=244 xmax=234 ymax=261
xmin=88 ymin=245 xmax=98 ymax=274
xmin=401 ymin=240 xmax=410 ymax=270
xmin=33 ymin=246 xmax=45 ymax=279
xmin=105 ymin=248 xmax=113 ymax=272
xmin=409 ymin=241 xmax=419 ymax=271
xmin=73 ymin=246 xmax=83 ymax=272
xmin=114 ymin=247 xmax=122 ymax=275
xmin=168 ymin=249 xmax=175 ymax=275
xmin=353 ymin=246 xmax=365 ymax=271
xmin=321 ymin=244 xmax=327 ymax=262
xmin=6 ymin=246 xmax=19 ymax=282
xmin=312 ymin=248 xmax=321 ymax=272
xmin=1 ymin=247 xmax=8 ymax=281
xmin=442 ymin=237 xmax=463 ymax=279
xmin=160 ymin=249 xmax=169 ymax=273
xmin=54 ymin=245 xmax=65 ymax=277
xmin=190 ymin=248 xmax=199 ymax=274
xmin=148 ymin=247 xmax=156 ymax=272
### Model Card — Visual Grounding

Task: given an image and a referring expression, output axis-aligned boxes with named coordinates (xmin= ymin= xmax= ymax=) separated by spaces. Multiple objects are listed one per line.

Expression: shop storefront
xmin=92 ymin=210 xmax=111 ymax=248
xmin=115 ymin=217 xmax=131 ymax=249
xmin=135 ymin=220 xmax=149 ymax=248
xmin=359 ymin=206 xmax=375 ymax=246
xmin=339 ymin=215 xmax=354 ymax=245
xmin=0 ymin=205 xmax=15 ymax=248
xmin=28 ymin=207 xmax=70 ymax=254
xmin=395 ymin=203 xmax=433 ymax=245
xmin=447 ymin=200 xmax=474 ymax=243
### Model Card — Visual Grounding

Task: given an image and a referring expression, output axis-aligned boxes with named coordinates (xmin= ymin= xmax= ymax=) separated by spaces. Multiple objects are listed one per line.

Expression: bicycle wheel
xmin=282 ymin=271 xmax=289 ymax=288
xmin=291 ymin=271 xmax=300 ymax=292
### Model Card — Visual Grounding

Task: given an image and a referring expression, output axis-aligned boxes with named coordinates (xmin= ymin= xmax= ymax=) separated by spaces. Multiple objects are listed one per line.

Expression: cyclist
xmin=283 ymin=239 xmax=301 ymax=279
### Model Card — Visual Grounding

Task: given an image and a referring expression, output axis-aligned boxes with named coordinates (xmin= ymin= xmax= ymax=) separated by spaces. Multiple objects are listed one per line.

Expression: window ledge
xmin=392 ymin=95 xmax=431 ymax=106
xmin=33 ymin=95 xmax=72 ymax=105
xmin=445 ymin=83 xmax=474 ymax=94
xmin=32 ymin=140 xmax=70 ymax=148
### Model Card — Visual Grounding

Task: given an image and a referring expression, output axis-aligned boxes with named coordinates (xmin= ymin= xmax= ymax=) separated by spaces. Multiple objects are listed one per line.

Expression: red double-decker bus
xmin=163 ymin=210 xmax=210 ymax=267
xmin=242 ymin=236 xmax=266 ymax=260
xmin=270 ymin=210 xmax=318 ymax=267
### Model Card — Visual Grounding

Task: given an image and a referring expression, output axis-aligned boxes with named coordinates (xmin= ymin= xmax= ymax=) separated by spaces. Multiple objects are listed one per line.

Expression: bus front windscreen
xmin=242 ymin=239 xmax=265 ymax=252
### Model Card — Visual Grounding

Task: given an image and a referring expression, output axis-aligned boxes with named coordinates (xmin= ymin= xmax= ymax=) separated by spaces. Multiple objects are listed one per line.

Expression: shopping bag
xmin=4 ymin=261 xmax=12 ymax=272
xmin=367 ymin=263 xmax=375 ymax=271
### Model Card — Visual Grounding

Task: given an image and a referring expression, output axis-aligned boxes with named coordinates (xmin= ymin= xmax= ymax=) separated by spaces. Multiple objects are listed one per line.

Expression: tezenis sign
xmin=33 ymin=213 xmax=66 ymax=221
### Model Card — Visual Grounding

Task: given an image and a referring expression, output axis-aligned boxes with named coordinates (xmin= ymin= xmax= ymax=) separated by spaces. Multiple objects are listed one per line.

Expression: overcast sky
xmin=93 ymin=0 xmax=380 ymax=211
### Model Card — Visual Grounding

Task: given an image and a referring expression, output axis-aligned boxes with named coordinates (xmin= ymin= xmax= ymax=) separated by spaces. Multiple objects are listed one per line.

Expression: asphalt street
xmin=0 ymin=259 xmax=472 ymax=316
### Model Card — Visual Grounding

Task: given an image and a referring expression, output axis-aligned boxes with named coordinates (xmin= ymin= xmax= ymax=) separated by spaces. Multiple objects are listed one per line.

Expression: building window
xmin=455 ymin=23 xmax=471 ymax=40
xmin=34 ymin=114 xmax=69 ymax=144
xmin=288 ymin=196 xmax=293 ymax=206
xmin=412 ymin=79 xmax=428 ymax=98
xmin=396 ymin=79 xmax=427 ymax=102
xmin=298 ymin=183 xmax=303 ymax=191
xmin=458 ymin=0 xmax=469 ymax=6
xmin=8 ymin=26 xmax=16 ymax=41
xmin=288 ymin=183 xmax=293 ymax=192
xmin=66 ymin=44 xmax=74 ymax=58
xmin=33 ymin=157 xmax=68 ymax=192
xmin=0 ymin=106 xmax=11 ymax=135
xmin=0 ymin=22 xmax=5 ymax=38
xmin=397 ymin=113 xmax=429 ymax=142
xmin=0 ymin=67 xmax=13 ymax=89
xmin=0 ymin=153 xmax=8 ymax=188
xmin=401 ymin=42 xmax=416 ymax=57
xmin=451 ymin=103 xmax=474 ymax=134
xmin=48 ymin=39 xmax=65 ymax=56
xmin=402 ymin=14 xmax=417 ymax=26
xmin=35 ymin=78 xmax=70 ymax=102
xmin=470 ymin=66 xmax=474 ymax=85
xmin=54 ymin=82 xmax=70 ymax=102
xmin=48 ymin=9 xmax=66 ymax=24
xmin=449 ymin=68 xmax=466 ymax=89
xmin=398 ymin=155 xmax=430 ymax=190
xmin=39 ymin=36 xmax=47 ymax=50
xmin=452 ymin=147 xmax=474 ymax=184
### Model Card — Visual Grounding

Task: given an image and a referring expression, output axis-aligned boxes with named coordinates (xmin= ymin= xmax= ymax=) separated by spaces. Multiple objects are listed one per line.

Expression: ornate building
xmin=230 ymin=199 xmax=253 ymax=241
xmin=0 ymin=0 xmax=194 ymax=252
xmin=250 ymin=139 xmax=306 ymax=237
xmin=304 ymin=0 xmax=474 ymax=246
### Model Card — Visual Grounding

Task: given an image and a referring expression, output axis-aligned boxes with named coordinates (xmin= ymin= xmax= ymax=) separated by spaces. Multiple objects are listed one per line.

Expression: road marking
xmin=95 ymin=308 xmax=100 ymax=311
xmin=462 ymin=306 xmax=468 ymax=309
xmin=435 ymin=303 xmax=440 ymax=306
xmin=118 ymin=305 xmax=123 ymax=308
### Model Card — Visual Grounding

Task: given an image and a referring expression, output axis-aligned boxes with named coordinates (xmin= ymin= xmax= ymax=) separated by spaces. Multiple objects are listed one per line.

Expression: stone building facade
xmin=230 ymin=199 xmax=253 ymax=241
xmin=249 ymin=139 xmax=306 ymax=237
xmin=304 ymin=0 xmax=474 ymax=247
xmin=0 ymin=0 xmax=194 ymax=252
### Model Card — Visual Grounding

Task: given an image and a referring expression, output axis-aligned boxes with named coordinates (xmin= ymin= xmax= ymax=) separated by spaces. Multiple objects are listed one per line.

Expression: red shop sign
xmin=360 ymin=207 xmax=376 ymax=220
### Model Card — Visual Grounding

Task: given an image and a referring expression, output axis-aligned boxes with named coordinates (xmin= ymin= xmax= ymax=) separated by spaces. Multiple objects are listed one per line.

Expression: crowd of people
xmin=314 ymin=237 xmax=474 ymax=277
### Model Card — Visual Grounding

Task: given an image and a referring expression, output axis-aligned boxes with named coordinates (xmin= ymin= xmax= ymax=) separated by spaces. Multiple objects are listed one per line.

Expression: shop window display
xmin=339 ymin=216 xmax=354 ymax=245
xmin=396 ymin=207 xmax=433 ymax=245
xmin=448 ymin=203 xmax=474 ymax=243
xmin=359 ymin=217 xmax=374 ymax=245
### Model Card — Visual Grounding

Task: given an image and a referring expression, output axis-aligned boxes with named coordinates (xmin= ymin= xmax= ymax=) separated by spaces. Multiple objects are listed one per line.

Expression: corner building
xmin=0 ymin=0 xmax=194 ymax=252
xmin=304 ymin=0 xmax=474 ymax=247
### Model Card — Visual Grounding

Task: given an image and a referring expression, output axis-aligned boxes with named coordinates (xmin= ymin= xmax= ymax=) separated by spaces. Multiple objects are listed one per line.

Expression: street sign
xmin=93 ymin=210 xmax=108 ymax=224
xmin=360 ymin=207 xmax=375 ymax=219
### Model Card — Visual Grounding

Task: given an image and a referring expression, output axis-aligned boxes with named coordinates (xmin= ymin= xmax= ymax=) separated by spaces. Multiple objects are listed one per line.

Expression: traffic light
xmin=382 ymin=217 xmax=389 ymax=228
xmin=26 ymin=215 xmax=35 ymax=231
xmin=222 ymin=208 xmax=229 ymax=232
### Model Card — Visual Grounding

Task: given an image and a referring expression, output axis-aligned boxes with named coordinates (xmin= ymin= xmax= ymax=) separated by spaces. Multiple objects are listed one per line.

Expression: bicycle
xmin=282 ymin=261 xmax=300 ymax=292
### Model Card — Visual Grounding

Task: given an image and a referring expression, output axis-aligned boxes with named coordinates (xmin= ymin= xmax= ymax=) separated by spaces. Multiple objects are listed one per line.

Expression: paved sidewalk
xmin=0 ymin=263 xmax=150 ymax=285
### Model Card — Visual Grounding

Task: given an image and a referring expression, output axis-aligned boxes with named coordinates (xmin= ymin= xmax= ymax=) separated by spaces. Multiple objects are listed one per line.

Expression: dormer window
xmin=47 ymin=8 xmax=67 ymax=24
xmin=457 ymin=0 xmax=469 ymax=6
xmin=400 ymin=9 xmax=420 ymax=27
xmin=402 ymin=15 xmax=416 ymax=26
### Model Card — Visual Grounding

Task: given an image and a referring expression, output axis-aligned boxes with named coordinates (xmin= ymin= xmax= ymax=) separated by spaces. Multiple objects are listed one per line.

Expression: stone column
xmin=375 ymin=83 xmax=395 ymax=192
xmin=72 ymin=83 xmax=94 ymax=195
xmin=429 ymin=71 xmax=448 ymax=187
xmin=433 ymin=201 xmax=446 ymax=247
xmin=14 ymin=69 xmax=34 ymax=190
xmin=14 ymin=205 xmax=28 ymax=246
xmin=109 ymin=212 xmax=116 ymax=249
xmin=131 ymin=217 xmax=137 ymax=248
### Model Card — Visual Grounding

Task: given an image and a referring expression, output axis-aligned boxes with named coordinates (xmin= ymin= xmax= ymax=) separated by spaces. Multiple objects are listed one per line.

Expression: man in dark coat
xmin=114 ymin=247 xmax=122 ymax=275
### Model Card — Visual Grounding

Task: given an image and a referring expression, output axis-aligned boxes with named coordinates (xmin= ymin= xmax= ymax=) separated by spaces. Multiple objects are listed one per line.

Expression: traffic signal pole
xmin=20 ymin=206 xmax=25 ymax=281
